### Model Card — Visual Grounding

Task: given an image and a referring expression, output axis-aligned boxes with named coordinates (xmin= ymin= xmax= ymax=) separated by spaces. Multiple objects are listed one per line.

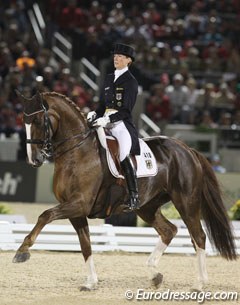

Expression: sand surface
xmin=1 ymin=202 xmax=239 ymax=305
xmin=0 ymin=251 xmax=239 ymax=305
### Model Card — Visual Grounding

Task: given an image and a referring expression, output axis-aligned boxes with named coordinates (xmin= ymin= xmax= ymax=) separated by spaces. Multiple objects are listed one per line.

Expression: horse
xmin=13 ymin=91 xmax=237 ymax=291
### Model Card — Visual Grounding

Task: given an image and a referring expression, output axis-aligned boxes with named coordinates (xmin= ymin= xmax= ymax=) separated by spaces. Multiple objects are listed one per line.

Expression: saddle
xmin=96 ymin=127 xmax=158 ymax=179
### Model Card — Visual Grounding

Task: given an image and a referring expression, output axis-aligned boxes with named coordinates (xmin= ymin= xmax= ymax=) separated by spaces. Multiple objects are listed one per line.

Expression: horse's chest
xmin=53 ymin=170 xmax=75 ymax=201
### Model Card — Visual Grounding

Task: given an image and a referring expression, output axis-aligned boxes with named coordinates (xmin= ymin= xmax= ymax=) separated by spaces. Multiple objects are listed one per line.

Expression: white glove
xmin=87 ymin=111 xmax=97 ymax=122
xmin=92 ymin=116 xmax=110 ymax=128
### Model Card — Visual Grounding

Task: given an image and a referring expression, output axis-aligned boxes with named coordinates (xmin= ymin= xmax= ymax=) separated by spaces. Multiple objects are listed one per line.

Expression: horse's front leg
xmin=69 ymin=217 xmax=98 ymax=291
xmin=13 ymin=203 xmax=84 ymax=263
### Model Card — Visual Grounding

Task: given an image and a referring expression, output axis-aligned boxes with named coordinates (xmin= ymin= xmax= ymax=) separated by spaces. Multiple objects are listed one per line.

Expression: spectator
xmin=146 ymin=83 xmax=171 ymax=133
xmin=0 ymin=98 xmax=17 ymax=137
xmin=205 ymin=46 xmax=223 ymax=73
xmin=159 ymin=44 xmax=179 ymax=72
xmin=184 ymin=77 xmax=200 ymax=124
xmin=198 ymin=110 xmax=218 ymax=129
xmin=68 ymin=77 xmax=93 ymax=109
xmin=218 ymin=112 xmax=232 ymax=126
xmin=3 ymin=67 xmax=23 ymax=106
xmin=166 ymin=2 xmax=179 ymax=21
xmin=16 ymin=51 xmax=35 ymax=70
xmin=211 ymin=154 xmax=227 ymax=174
xmin=35 ymin=48 xmax=60 ymax=76
xmin=160 ymin=72 xmax=170 ymax=89
xmin=184 ymin=4 xmax=205 ymax=38
xmin=41 ymin=66 xmax=55 ymax=91
xmin=181 ymin=46 xmax=201 ymax=71
xmin=0 ymin=45 xmax=12 ymax=81
xmin=108 ymin=2 xmax=125 ymax=26
xmin=201 ymin=22 xmax=223 ymax=45
xmin=165 ymin=73 xmax=188 ymax=123
xmin=58 ymin=0 xmax=89 ymax=33
xmin=215 ymin=82 xmax=235 ymax=110
xmin=1 ymin=0 xmax=240 ymax=157
xmin=234 ymin=83 xmax=240 ymax=111
xmin=142 ymin=46 xmax=161 ymax=72
xmin=226 ymin=47 xmax=240 ymax=73
xmin=53 ymin=68 xmax=72 ymax=96
xmin=232 ymin=110 xmax=240 ymax=126
xmin=195 ymin=82 xmax=217 ymax=112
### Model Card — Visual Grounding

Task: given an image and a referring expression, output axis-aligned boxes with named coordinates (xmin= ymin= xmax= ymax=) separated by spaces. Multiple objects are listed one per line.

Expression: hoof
xmin=79 ymin=280 xmax=98 ymax=291
xmin=151 ymin=273 xmax=163 ymax=288
xmin=191 ymin=280 xmax=205 ymax=292
xmin=79 ymin=284 xmax=97 ymax=291
xmin=79 ymin=286 xmax=91 ymax=291
xmin=12 ymin=251 xmax=30 ymax=263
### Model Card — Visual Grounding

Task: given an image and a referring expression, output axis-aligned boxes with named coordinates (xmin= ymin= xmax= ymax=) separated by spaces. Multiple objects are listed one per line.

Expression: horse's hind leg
xmin=69 ymin=217 xmax=98 ymax=290
xmin=186 ymin=218 xmax=208 ymax=291
xmin=173 ymin=194 xmax=208 ymax=291
xmin=137 ymin=205 xmax=177 ymax=288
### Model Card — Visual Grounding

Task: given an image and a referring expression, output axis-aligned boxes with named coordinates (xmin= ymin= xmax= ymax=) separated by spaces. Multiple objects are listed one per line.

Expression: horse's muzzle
xmin=28 ymin=153 xmax=45 ymax=168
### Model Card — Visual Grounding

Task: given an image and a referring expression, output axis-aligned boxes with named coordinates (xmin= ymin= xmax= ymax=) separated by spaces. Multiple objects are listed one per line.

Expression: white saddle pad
xmin=106 ymin=137 xmax=158 ymax=179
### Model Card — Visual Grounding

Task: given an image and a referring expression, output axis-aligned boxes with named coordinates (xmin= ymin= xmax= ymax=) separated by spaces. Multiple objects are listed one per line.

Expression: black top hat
xmin=112 ymin=43 xmax=135 ymax=61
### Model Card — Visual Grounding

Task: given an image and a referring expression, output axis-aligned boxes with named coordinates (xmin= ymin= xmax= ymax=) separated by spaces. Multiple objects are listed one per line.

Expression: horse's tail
xmin=193 ymin=149 xmax=237 ymax=260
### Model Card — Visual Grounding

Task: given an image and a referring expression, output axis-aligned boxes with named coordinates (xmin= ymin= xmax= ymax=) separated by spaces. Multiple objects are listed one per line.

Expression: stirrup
xmin=127 ymin=194 xmax=140 ymax=211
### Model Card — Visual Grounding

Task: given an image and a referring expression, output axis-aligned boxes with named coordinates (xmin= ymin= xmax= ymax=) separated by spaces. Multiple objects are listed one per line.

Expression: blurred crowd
xmin=0 ymin=0 xmax=240 ymax=153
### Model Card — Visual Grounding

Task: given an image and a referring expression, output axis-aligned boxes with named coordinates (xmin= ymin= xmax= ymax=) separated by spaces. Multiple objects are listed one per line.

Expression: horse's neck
xmin=51 ymin=102 xmax=86 ymax=140
xmin=58 ymin=118 xmax=85 ymax=138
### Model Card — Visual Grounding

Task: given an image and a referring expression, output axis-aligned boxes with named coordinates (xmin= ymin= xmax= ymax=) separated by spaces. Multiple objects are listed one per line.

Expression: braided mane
xmin=43 ymin=91 xmax=86 ymax=121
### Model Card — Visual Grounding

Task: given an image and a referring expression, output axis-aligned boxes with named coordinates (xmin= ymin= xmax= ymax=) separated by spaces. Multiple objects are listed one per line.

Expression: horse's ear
xmin=35 ymin=91 xmax=42 ymax=104
xmin=35 ymin=90 xmax=49 ymax=110
xmin=15 ymin=89 xmax=26 ymax=103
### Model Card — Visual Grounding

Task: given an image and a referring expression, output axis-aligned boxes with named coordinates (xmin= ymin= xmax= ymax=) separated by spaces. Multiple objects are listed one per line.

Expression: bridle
xmin=24 ymin=103 xmax=93 ymax=160
xmin=24 ymin=105 xmax=54 ymax=159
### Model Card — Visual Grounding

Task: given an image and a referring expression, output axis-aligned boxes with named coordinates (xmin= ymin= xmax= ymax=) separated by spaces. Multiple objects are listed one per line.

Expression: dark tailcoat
xmin=96 ymin=70 xmax=140 ymax=155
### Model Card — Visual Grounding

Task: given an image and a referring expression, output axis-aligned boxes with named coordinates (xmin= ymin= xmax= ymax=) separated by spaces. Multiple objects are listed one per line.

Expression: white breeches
xmin=109 ymin=121 xmax=132 ymax=161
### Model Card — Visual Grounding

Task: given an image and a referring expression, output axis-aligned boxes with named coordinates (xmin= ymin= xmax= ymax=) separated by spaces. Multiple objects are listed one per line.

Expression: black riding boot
xmin=120 ymin=156 xmax=140 ymax=210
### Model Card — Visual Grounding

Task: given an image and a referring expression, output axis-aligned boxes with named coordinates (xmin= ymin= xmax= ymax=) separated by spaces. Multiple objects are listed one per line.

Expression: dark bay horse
xmin=13 ymin=91 xmax=237 ymax=290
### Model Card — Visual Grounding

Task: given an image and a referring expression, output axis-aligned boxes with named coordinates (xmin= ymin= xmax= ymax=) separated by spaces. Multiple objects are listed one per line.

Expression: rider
xmin=87 ymin=43 xmax=140 ymax=210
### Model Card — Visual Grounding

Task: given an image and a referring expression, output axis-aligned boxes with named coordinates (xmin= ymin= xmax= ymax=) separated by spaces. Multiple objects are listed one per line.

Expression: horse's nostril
xmin=31 ymin=157 xmax=43 ymax=168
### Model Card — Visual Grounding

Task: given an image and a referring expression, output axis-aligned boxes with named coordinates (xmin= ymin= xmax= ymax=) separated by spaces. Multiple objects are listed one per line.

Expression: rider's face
xmin=114 ymin=54 xmax=131 ymax=70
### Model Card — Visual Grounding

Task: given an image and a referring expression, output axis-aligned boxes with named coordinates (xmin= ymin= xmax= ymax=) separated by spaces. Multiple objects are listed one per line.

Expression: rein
xmin=52 ymin=129 xmax=93 ymax=159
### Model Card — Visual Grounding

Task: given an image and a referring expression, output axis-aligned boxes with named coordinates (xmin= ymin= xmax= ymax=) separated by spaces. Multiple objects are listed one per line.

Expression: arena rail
xmin=0 ymin=221 xmax=239 ymax=255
